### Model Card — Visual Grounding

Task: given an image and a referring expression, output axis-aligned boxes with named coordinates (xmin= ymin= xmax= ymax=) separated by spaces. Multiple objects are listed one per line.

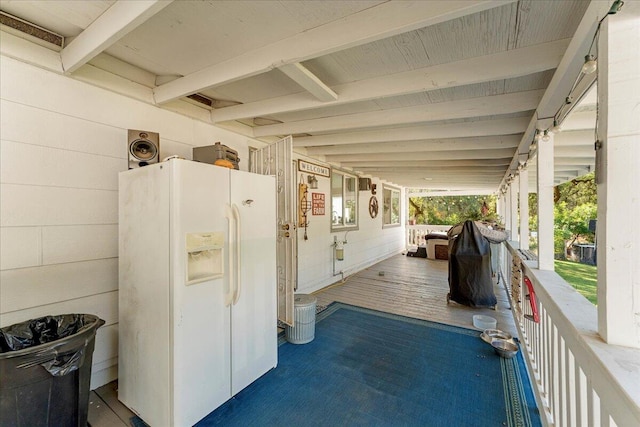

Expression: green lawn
xmin=554 ymin=260 xmax=597 ymax=305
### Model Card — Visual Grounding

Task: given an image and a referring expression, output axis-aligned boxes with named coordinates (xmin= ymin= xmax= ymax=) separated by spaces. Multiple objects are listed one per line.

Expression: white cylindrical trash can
xmin=285 ymin=294 xmax=317 ymax=344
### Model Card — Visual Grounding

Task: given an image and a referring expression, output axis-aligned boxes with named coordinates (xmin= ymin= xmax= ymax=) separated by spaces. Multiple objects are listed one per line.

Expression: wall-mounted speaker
xmin=128 ymin=129 xmax=159 ymax=169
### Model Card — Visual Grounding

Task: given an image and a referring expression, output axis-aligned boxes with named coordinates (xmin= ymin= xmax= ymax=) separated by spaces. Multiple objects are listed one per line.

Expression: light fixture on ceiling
xmin=549 ymin=119 xmax=562 ymax=133
xmin=582 ymin=54 xmax=598 ymax=74
xmin=541 ymin=130 xmax=551 ymax=142
xmin=577 ymin=1 xmax=623 ymax=77
xmin=518 ymin=153 xmax=528 ymax=169
xmin=307 ymin=174 xmax=318 ymax=189
xmin=609 ymin=0 xmax=624 ymax=14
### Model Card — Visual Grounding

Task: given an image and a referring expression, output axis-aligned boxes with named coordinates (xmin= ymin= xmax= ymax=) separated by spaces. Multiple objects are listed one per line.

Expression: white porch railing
xmin=502 ymin=241 xmax=640 ymax=427
xmin=406 ymin=224 xmax=450 ymax=247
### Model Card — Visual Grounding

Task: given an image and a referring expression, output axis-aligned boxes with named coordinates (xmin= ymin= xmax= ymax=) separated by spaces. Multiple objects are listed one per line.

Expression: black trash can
xmin=0 ymin=314 xmax=105 ymax=427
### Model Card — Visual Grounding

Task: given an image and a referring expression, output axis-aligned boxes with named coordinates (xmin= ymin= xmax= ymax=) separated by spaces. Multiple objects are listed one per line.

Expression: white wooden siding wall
xmin=295 ymin=176 xmax=405 ymax=294
xmin=0 ymin=56 xmax=408 ymax=388
xmin=0 ymin=56 xmax=257 ymax=388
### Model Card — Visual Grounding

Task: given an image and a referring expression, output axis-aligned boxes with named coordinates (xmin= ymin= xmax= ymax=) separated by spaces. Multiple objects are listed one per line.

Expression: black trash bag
xmin=448 ymin=220 xmax=497 ymax=308
xmin=0 ymin=314 xmax=104 ymax=376
xmin=0 ymin=314 xmax=83 ymax=352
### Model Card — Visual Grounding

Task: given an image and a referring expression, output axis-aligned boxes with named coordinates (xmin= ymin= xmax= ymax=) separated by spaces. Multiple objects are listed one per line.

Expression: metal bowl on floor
xmin=491 ymin=338 xmax=518 ymax=358
xmin=481 ymin=329 xmax=513 ymax=344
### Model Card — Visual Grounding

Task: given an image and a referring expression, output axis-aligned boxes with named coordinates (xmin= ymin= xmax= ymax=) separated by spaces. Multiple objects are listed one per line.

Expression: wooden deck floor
xmin=88 ymin=253 xmax=516 ymax=426
xmin=315 ymin=253 xmax=517 ymax=337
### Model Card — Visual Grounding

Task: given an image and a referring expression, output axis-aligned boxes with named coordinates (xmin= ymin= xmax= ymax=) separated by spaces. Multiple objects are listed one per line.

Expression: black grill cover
xmin=448 ymin=220 xmax=496 ymax=308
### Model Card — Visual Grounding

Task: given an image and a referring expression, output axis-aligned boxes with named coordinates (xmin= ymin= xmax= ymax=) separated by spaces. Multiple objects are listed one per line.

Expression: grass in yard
xmin=555 ymin=260 xmax=597 ymax=305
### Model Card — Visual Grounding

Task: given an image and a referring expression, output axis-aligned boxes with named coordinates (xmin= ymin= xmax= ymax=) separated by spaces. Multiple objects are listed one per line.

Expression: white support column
xmin=405 ymin=189 xmax=411 ymax=230
xmin=519 ymin=168 xmax=530 ymax=250
xmin=537 ymin=130 xmax=555 ymax=270
xmin=497 ymin=192 xmax=504 ymax=223
xmin=596 ymin=6 xmax=640 ymax=348
xmin=504 ymin=184 xmax=513 ymax=240
xmin=510 ymin=175 xmax=519 ymax=243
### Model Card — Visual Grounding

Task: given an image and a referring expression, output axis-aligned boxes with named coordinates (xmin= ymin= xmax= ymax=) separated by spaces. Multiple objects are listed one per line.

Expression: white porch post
xmin=405 ymin=190 xmax=409 ymax=225
xmin=504 ymin=185 xmax=513 ymax=239
xmin=537 ymin=129 xmax=554 ymax=271
xmin=509 ymin=176 xmax=519 ymax=243
xmin=503 ymin=188 xmax=510 ymax=234
xmin=597 ymin=6 xmax=640 ymax=348
xmin=519 ymin=168 xmax=529 ymax=250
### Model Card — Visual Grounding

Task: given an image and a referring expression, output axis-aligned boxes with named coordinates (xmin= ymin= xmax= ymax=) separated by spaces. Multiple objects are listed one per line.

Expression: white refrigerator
xmin=118 ymin=159 xmax=277 ymax=427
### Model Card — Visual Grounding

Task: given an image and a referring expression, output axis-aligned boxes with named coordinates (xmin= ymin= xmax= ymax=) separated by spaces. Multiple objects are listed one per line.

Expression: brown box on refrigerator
xmin=193 ymin=142 xmax=240 ymax=169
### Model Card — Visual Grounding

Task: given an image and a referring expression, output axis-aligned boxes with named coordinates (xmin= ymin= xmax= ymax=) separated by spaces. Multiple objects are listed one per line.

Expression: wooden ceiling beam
xmin=554 ymin=145 xmax=595 ymax=157
xmin=153 ymin=1 xmax=515 ymax=104
xmin=326 ymin=148 xmax=515 ymax=162
xmin=407 ymin=190 xmax=496 ymax=196
xmin=375 ymin=171 xmax=503 ymax=179
xmin=305 ymin=135 xmax=521 ymax=156
xmin=553 ymin=156 xmax=596 ymax=166
xmin=553 ymin=129 xmax=595 ymax=146
xmin=370 ymin=168 xmax=505 ymax=175
xmin=212 ymin=39 xmax=568 ymax=123
xmin=255 ymin=90 xmax=543 ymax=137
xmin=61 ymin=0 xmax=172 ymax=73
xmin=293 ymin=117 xmax=529 ymax=147
xmin=355 ymin=165 xmax=508 ymax=173
xmin=559 ymin=110 xmax=597 ymax=131
xmin=278 ymin=62 xmax=337 ymax=102
xmin=374 ymin=175 xmax=503 ymax=183
xmin=406 ymin=187 xmax=499 ymax=193
xmin=339 ymin=158 xmax=513 ymax=168
xmin=379 ymin=172 xmax=504 ymax=181
xmin=553 ymin=167 xmax=592 ymax=175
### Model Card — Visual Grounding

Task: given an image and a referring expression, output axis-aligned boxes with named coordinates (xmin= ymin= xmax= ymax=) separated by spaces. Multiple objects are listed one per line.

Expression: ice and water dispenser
xmin=186 ymin=232 xmax=224 ymax=285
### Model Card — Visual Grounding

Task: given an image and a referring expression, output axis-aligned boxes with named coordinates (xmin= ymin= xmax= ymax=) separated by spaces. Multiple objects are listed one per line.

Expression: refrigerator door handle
xmin=224 ymin=204 xmax=235 ymax=307
xmin=232 ymin=203 xmax=242 ymax=305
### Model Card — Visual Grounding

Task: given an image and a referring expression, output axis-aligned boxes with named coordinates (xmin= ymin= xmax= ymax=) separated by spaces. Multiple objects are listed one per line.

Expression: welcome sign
xmin=299 ymin=160 xmax=330 ymax=177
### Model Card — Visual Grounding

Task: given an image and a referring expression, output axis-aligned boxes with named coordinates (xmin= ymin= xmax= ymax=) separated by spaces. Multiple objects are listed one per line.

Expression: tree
xmin=554 ymin=172 xmax=597 ymax=208
xmin=408 ymin=195 xmax=497 ymax=225
xmin=522 ymin=174 xmax=596 ymax=257
xmin=555 ymin=202 xmax=597 ymax=258
xmin=409 ymin=173 xmax=597 ymax=260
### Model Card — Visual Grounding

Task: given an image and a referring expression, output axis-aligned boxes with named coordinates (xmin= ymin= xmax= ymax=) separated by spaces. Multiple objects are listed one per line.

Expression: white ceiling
xmin=0 ymin=0 xmax=600 ymax=192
